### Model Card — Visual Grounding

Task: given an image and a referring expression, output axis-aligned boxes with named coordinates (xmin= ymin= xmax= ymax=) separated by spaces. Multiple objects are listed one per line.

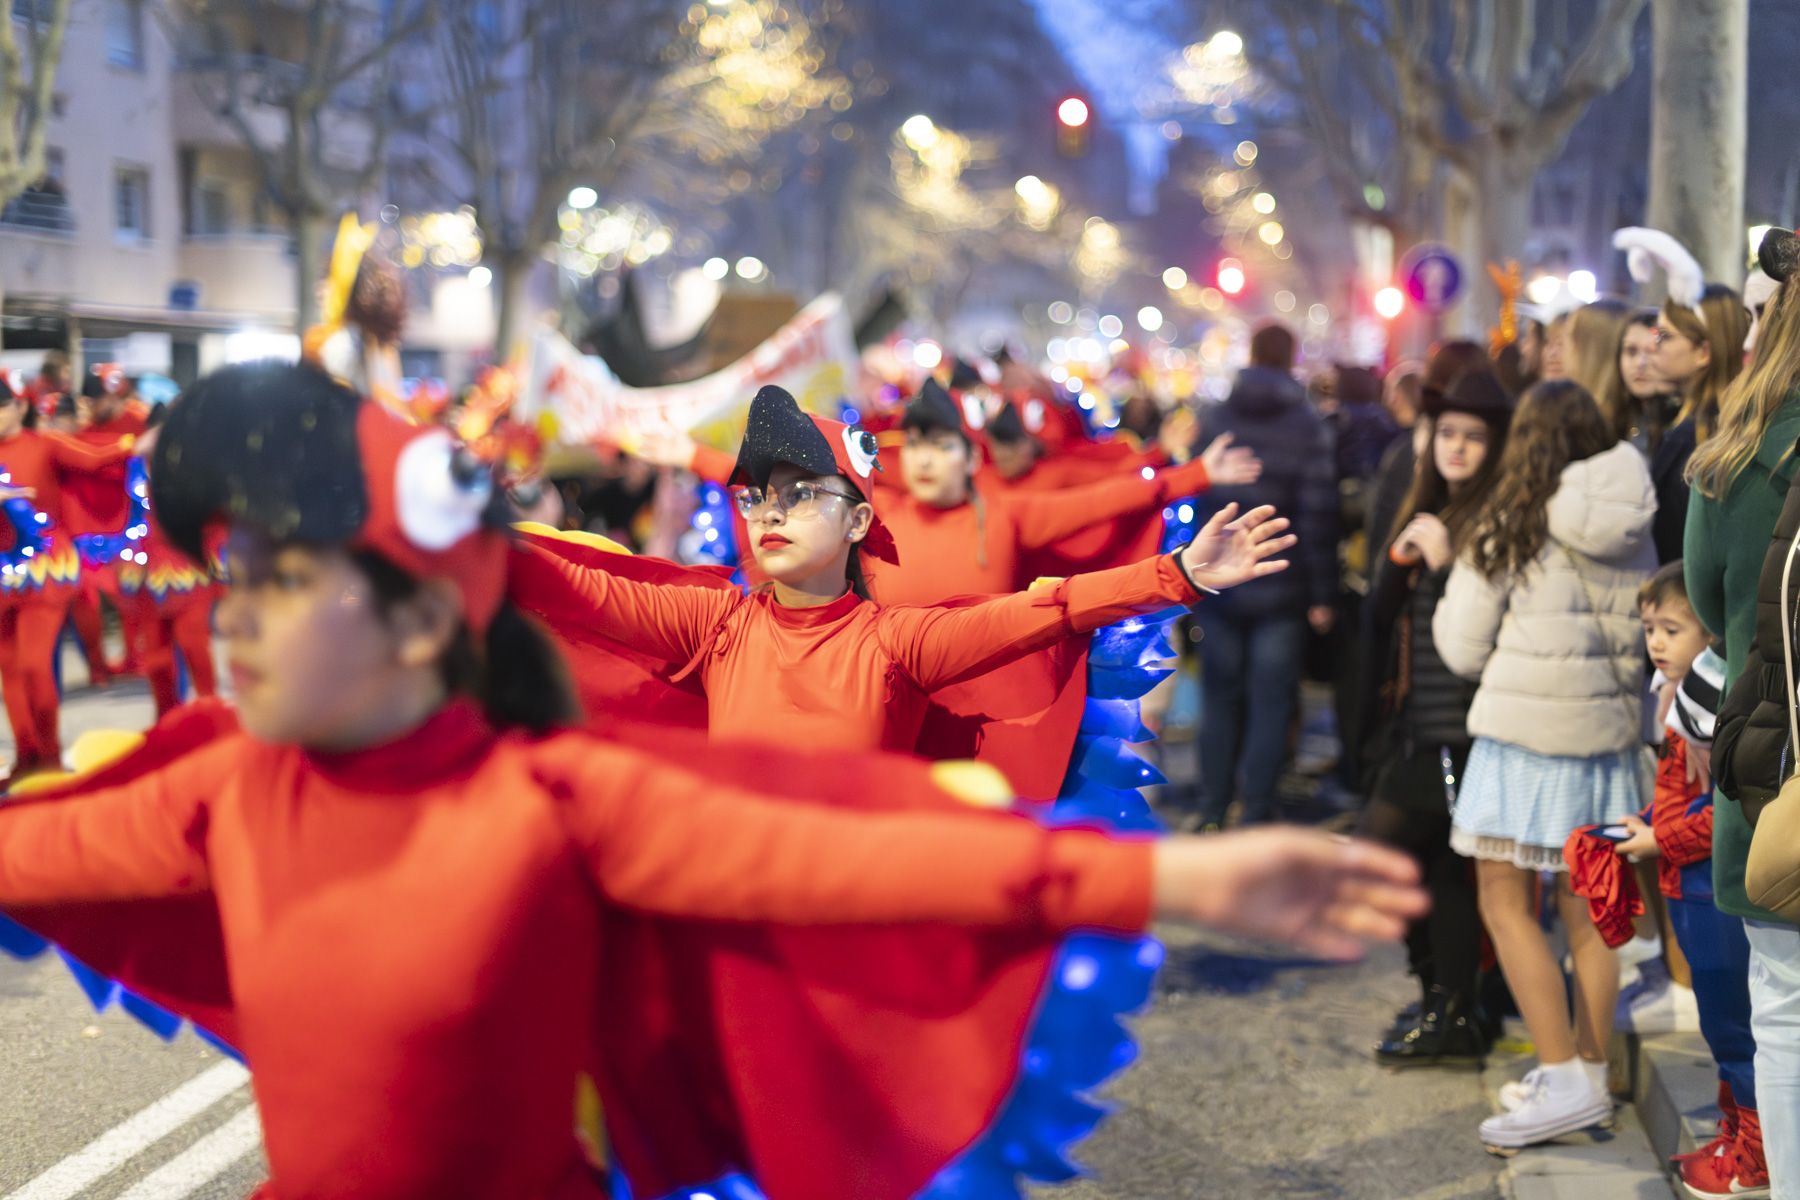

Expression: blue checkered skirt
xmin=1448 ymin=737 xmax=1650 ymax=871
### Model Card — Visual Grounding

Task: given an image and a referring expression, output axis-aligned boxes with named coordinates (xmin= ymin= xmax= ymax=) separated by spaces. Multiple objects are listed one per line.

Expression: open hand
xmin=1614 ymin=814 xmax=1659 ymax=861
xmin=1151 ymin=827 xmax=1427 ymax=960
xmin=1199 ymin=433 xmax=1262 ymax=487
xmin=1178 ymin=502 xmax=1293 ymax=593
xmin=0 ymin=485 xmax=37 ymax=503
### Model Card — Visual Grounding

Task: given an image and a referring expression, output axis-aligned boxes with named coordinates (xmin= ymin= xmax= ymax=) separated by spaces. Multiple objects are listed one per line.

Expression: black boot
xmin=1381 ymin=982 xmax=1429 ymax=1042
xmin=1375 ymin=986 xmax=1486 ymax=1068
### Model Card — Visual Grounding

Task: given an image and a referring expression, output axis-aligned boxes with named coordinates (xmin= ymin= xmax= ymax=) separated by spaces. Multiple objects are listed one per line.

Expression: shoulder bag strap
xmin=1780 ymin=522 xmax=1800 ymax=778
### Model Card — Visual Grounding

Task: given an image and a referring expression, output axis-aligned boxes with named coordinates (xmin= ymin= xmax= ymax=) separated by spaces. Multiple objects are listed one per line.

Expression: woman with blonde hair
xmin=1564 ymin=299 xmax=1636 ymax=443
xmin=1686 ymin=224 xmax=1800 ymax=1197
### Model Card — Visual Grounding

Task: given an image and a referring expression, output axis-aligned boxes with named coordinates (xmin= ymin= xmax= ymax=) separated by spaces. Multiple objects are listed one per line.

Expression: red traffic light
xmin=1057 ymin=97 xmax=1090 ymax=128
xmin=1217 ymin=258 xmax=1246 ymax=296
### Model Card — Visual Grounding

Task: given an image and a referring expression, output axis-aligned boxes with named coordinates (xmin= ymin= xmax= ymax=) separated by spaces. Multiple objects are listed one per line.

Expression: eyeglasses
xmin=733 ymin=479 xmax=861 ymax=519
xmin=1652 ymin=326 xmax=1691 ymax=348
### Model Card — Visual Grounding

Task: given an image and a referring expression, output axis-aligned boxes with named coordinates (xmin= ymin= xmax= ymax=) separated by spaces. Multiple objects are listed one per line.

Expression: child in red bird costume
xmin=0 ymin=372 xmax=136 ymax=780
xmin=0 ymin=361 xmax=1425 ymax=1200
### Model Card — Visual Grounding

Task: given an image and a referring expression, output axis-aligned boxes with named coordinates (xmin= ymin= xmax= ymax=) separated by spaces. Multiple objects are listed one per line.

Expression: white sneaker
xmin=1617 ymin=976 xmax=1701 ymax=1035
xmin=1498 ymin=1066 xmax=1546 ymax=1111
xmin=1480 ymin=1078 xmax=1613 ymax=1150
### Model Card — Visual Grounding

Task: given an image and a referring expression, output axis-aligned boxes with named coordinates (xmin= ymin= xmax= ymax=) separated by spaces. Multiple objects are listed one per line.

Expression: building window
xmin=105 ymin=0 xmax=144 ymax=69
xmin=115 ymin=166 xmax=150 ymax=240
xmin=192 ymin=180 xmax=230 ymax=236
xmin=43 ymin=146 xmax=62 ymax=186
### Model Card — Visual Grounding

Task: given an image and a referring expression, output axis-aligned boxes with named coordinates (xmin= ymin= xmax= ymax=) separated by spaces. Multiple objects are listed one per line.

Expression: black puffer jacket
xmin=1190 ymin=366 xmax=1339 ymax=616
xmin=1363 ymin=550 xmax=1479 ymax=764
xmin=1716 ymin=462 xmax=1800 ymax=825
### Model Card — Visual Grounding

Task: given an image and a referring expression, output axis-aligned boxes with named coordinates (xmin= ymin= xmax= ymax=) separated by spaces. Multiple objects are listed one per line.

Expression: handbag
xmin=1745 ymin=521 xmax=1800 ymax=919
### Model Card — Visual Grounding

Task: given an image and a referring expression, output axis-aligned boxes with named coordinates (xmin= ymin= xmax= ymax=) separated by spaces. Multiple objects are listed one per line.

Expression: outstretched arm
xmin=558 ymin=744 xmax=1424 ymax=959
xmin=510 ymin=531 xmax=740 ymax=666
xmin=1005 ymin=455 xmax=1217 ymax=551
xmin=559 ymin=745 xmax=1152 ymax=931
xmin=45 ymin=430 xmax=135 ymax=474
xmin=885 ymin=503 xmax=1293 ymax=690
xmin=0 ymin=740 xmax=232 ymax=904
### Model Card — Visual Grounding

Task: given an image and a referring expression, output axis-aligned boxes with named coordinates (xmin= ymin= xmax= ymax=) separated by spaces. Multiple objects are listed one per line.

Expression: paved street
xmin=0 ymin=656 xmax=1503 ymax=1199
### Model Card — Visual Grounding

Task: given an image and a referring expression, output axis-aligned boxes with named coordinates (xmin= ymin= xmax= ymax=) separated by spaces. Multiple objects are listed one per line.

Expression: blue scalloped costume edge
xmin=646 ymin=473 xmax=1185 ymax=1200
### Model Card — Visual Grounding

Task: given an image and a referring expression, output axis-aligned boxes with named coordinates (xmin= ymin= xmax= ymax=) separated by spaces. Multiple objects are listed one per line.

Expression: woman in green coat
xmin=1685 ymin=228 xmax=1800 ymax=1195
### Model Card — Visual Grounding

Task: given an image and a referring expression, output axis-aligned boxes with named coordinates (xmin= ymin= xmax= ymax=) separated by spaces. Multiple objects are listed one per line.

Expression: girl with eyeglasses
xmin=514 ymin=384 xmax=1285 ymax=758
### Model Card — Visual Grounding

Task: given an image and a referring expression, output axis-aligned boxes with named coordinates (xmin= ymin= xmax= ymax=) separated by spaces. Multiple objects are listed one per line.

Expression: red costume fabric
xmin=0 ymin=429 xmax=134 ymax=769
xmin=510 ymin=535 xmax=1203 ymax=759
xmin=1562 ymin=828 xmax=1645 ymax=948
xmin=862 ymin=458 xmax=1209 ymax=606
xmin=117 ymin=523 xmax=219 ymax=715
xmin=0 ymin=699 xmax=1152 ymax=1199
xmin=1651 ymin=734 xmax=1714 ymax=901
xmin=63 ymin=405 xmax=152 ymax=684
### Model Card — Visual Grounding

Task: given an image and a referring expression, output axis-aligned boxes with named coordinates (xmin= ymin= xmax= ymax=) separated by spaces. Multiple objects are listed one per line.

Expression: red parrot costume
xmin=0 ymin=366 xmax=1169 ymax=1200
xmin=61 ymin=370 xmax=150 ymax=683
xmin=0 ymin=419 xmax=135 ymax=774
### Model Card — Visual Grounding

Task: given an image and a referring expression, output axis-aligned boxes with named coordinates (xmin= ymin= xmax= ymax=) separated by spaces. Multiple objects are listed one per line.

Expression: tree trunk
xmin=292 ymin=211 xmax=328 ymax=335
xmin=1440 ymin=154 xmax=1534 ymax=337
xmin=1647 ymin=0 xmax=1748 ymax=288
xmin=492 ymin=248 xmax=538 ymax=365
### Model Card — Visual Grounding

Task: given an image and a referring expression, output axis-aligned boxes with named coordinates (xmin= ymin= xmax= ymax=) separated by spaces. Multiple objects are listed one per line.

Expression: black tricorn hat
xmin=949 ymin=357 xmax=984 ymax=391
xmin=900 ymin=377 xmax=966 ymax=438
xmin=151 ymin=360 xmax=371 ymax=564
xmin=986 ymin=400 xmax=1029 ymax=445
xmin=1421 ymin=368 xmax=1514 ymax=423
xmin=728 ymin=385 xmax=897 ymax=563
xmin=729 ymin=385 xmax=841 ymax=490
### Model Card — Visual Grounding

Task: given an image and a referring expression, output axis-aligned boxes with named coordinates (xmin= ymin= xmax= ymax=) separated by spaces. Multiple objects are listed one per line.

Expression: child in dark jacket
xmin=1616 ymin=562 xmax=1765 ymax=1198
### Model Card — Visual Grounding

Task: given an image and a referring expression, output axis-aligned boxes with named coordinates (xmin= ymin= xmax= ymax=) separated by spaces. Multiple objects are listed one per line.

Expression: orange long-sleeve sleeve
xmin=554 ymin=743 xmax=1152 ymax=932
xmin=512 ymin=538 xmax=739 ymax=667
xmin=0 ymin=740 xmax=232 ymax=903
xmin=686 ymin=444 xmax=737 ymax=486
xmin=1004 ymin=458 xmax=1210 ymax=552
xmin=876 ymin=551 xmax=1201 ymax=691
xmin=43 ymin=429 xmax=136 ymax=474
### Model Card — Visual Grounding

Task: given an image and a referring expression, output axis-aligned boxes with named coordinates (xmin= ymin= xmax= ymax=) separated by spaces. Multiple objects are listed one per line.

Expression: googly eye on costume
xmin=960 ymin=395 xmax=987 ymax=431
xmin=841 ymin=426 xmax=879 ymax=479
xmin=395 ymin=428 xmax=492 ymax=552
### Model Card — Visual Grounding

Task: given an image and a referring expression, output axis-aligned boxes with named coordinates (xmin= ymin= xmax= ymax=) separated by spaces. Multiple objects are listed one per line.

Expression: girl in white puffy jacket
xmin=1432 ymin=380 xmax=1657 ymax=1152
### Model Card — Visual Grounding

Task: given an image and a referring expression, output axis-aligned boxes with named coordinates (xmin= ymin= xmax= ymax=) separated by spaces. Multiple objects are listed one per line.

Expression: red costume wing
xmin=911 ymin=600 xmax=1090 ymax=802
xmin=0 ymin=699 xmax=241 ymax=1048
xmin=582 ymin=725 xmax=1122 ymax=1200
xmin=509 ymin=528 xmax=739 ymax=731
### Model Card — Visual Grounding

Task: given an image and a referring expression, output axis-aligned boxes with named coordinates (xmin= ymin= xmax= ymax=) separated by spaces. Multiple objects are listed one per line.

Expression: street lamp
xmin=1137 ymin=305 xmax=1164 ymax=333
xmin=1567 ymin=270 xmax=1598 ymax=303
xmin=1374 ymin=287 xmax=1405 ymax=320
xmin=1162 ymin=266 xmax=1188 ymax=290
xmin=900 ymin=114 xmax=939 ymax=151
xmin=1217 ymin=259 xmax=1246 ymax=295
xmin=567 ymin=186 xmax=598 ymax=211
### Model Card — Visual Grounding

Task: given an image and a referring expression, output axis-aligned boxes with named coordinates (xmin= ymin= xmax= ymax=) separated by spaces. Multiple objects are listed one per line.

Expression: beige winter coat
xmin=1432 ymin=441 xmax=1657 ymax=757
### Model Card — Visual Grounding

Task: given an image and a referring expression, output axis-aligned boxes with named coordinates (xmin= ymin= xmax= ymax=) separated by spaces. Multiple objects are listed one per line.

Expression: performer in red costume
xmin=113 ymin=417 xmax=219 ymax=716
xmin=0 ymin=375 xmax=135 ymax=780
xmin=862 ymin=379 xmax=1256 ymax=604
xmin=0 ymin=360 xmax=1426 ymax=1200
xmin=514 ymin=383 xmax=1283 ymax=757
xmin=63 ymin=365 xmax=152 ymax=685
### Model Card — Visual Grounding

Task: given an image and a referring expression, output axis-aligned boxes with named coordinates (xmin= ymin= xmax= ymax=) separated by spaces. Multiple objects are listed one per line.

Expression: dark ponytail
xmin=353 ymin=550 xmax=578 ymax=733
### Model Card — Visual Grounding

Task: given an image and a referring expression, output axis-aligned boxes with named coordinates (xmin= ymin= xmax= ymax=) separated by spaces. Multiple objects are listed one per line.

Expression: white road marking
xmin=2 ymin=1061 xmax=251 ymax=1200
xmin=110 ymin=1107 xmax=262 ymax=1200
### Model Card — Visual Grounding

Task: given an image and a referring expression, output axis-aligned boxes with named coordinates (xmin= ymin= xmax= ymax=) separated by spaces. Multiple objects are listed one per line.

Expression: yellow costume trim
xmin=513 ymin=522 xmax=633 ymax=556
xmin=929 ymin=760 xmax=1016 ymax=809
xmin=8 ymin=729 xmax=146 ymax=794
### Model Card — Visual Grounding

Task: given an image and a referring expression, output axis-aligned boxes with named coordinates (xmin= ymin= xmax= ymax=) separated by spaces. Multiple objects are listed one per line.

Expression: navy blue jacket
xmin=1190 ymin=366 xmax=1340 ymax=616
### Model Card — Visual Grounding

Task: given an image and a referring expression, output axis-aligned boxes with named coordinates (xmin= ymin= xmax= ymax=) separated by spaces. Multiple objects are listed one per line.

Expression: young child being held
xmin=1616 ymin=561 xmax=1766 ymax=1200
